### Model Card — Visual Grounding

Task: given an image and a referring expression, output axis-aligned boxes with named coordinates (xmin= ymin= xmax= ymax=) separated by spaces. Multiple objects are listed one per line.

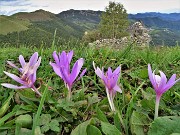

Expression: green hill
xmin=0 ymin=15 xmax=30 ymax=35
xmin=12 ymin=9 xmax=56 ymax=22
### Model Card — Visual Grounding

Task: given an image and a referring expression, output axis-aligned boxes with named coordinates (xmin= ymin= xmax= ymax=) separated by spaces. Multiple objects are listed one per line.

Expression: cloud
xmin=0 ymin=9 xmax=28 ymax=15
xmin=0 ymin=0 xmax=40 ymax=15
xmin=121 ymin=0 xmax=180 ymax=13
xmin=0 ymin=0 xmax=180 ymax=16
xmin=0 ymin=0 xmax=31 ymax=6
xmin=0 ymin=0 xmax=18 ymax=2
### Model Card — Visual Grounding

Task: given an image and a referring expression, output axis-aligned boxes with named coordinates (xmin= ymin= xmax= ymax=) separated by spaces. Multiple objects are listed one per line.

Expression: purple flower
xmin=1 ymin=52 xmax=41 ymax=96
xmin=50 ymin=50 xmax=86 ymax=99
xmin=93 ymin=62 xmax=122 ymax=111
xmin=148 ymin=64 xmax=180 ymax=119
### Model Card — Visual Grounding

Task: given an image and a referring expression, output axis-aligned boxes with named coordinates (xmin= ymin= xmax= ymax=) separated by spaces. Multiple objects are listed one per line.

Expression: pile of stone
xmin=89 ymin=21 xmax=151 ymax=48
xmin=94 ymin=37 xmax=128 ymax=47
xmin=88 ymin=37 xmax=129 ymax=49
xmin=128 ymin=21 xmax=151 ymax=46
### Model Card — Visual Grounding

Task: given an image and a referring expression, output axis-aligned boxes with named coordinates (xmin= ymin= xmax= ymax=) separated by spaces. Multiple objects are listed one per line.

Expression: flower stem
xmin=155 ymin=95 xmax=161 ymax=119
xmin=106 ymin=87 xmax=115 ymax=111
xmin=67 ymin=86 xmax=72 ymax=100
xmin=31 ymin=86 xmax=42 ymax=96
xmin=68 ymin=90 xmax=72 ymax=100
xmin=110 ymin=92 xmax=115 ymax=111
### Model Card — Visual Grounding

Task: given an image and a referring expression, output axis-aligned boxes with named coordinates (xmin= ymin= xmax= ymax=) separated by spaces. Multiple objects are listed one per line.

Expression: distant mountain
xmin=129 ymin=12 xmax=180 ymax=21
xmin=0 ymin=9 xmax=180 ymax=46
xmin=128 ymin=13 xmax=180 ymax=31
xmin=56 ymin=9 xmax=102 ymax=32
xmin=57 ymin=9 xmax=101 ymax=24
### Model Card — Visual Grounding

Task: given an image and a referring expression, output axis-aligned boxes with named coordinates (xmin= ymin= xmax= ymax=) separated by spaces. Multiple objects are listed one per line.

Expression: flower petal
xmin=162 ymin=82 xmax=176 ymax=93
xmin=60 ymin=51 xmax=70 ymax=71
xmin=1 ymin=83 xmax=28 ymax=89
xmin=60 ymin=66 xmax=70 ymax=85
xmin=92 ymin=61 xmax=96 ymax=70
xmin=3 ymin=71 xmax=25 ymax=85
xmin=107 ymin=67 xmax=113 ymax=77
xmin=148 ymin=64 xmax=157 ymax=90
xmin=52 ymin=51 xmax=60 ymax=65
xmin=7 ymin=61 xmax=22 ymax=72
xmin=96 ymin=67 xmax=104 ymax=78
xmin=19 ymin=55 xmax=26 ymax=68
xmin=70 ymin=58 xmax=84 ymax=83
xmin=166 ymin=74 xmax=176 ymax=86
xmin=162 ymin=74 xmax=179 ymax=93
xmin=50 ymin=62 xmax=62 ymax=78
xmin=113 ymin=84 xmax=122 ymax=93
xmin=60 ymin=51 xmax=67 ymax=66
xmin=77 ymin=68 xmax=86 ymax=81
xmin=158 ymin=71 xmax=167 ymax=91
xmin=67 ymin=50 xmax=73 ymax=63
xmin=33 ymin=57 xmax=41 ymax=71
xmin=113 ymin=66 xmax=121 ymax=75
xmin=93 ymin=61 xmax=104 ymax=79
xmin=108 ymin=74 xmax=118 ymax=90
xmin=114 ymin=73 xmax=119 ymax=83
xmin=29 ymin=52 xmax=38 ymax=66
xmin=29 ymin=73 xmax=36 ymax=84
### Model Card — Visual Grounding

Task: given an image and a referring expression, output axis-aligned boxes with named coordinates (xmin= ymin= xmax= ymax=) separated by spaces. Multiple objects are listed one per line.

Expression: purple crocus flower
xmin=50 ymin=50 xmax=86 ymax=99
xmin=1 ymin=52 xmax=41 ymax=96
xmin=148 ymin=64 xmax=180 ymax=119
xmin=93 ymin=62 xmax=122 ymax=111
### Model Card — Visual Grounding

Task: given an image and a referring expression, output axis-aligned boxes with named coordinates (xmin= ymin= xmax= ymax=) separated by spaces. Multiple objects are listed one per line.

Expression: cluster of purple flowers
xmin=1 ymin=51 xmax=179 ymax=119
xmin=1 ymin=52 xmax=42 ymax=96
xmin=49 ymin=51 xmax=86 ymax=99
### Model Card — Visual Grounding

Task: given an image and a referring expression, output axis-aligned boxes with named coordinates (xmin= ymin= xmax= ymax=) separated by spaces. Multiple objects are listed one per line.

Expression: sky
xmin=0 ymin=0 xmax=180 ymax=16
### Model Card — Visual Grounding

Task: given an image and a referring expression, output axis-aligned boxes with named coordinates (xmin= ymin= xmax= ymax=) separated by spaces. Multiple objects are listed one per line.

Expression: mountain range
xmin=0 ymin=9 xmax=180 ymax=46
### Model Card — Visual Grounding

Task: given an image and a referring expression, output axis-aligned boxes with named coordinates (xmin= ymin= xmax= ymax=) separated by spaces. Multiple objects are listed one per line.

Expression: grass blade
xmin=31 ymin=80 xmax=50 ymax=135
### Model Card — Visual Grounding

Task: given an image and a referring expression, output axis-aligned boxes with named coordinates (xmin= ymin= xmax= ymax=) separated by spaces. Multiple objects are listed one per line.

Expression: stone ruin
xmin=89 ymin=21 xmax=151 ymax=48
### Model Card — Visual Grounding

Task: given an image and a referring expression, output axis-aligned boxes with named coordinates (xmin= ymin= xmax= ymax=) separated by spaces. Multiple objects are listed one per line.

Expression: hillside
xmin=13 ymin=9 xmax=85 ymax=38
xmin=12 ymin=9 xmax=56 ymax=21
xmin=0 ymin=9 xmax=180 ymax=46
xmin=0 ymin=15 xmax=30 ymax=35
xmin=57 ymin=9 xmax=102 ymax=30
xmin=0 ymin=10 xmax=89 ymax=47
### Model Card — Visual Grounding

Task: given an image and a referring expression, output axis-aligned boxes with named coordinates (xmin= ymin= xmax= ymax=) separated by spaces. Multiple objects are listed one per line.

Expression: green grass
xmin=0 ymin=43 xmax=180 ymax=135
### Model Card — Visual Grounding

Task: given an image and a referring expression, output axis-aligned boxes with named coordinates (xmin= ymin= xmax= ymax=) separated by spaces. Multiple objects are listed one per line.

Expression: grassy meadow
xmin=0 ymin=42 xmax=180 ymax=135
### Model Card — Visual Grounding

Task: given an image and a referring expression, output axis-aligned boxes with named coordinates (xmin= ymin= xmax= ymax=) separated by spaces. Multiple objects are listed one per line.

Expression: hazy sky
xmin=0 ymin=0 xmax=180 ymax=15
